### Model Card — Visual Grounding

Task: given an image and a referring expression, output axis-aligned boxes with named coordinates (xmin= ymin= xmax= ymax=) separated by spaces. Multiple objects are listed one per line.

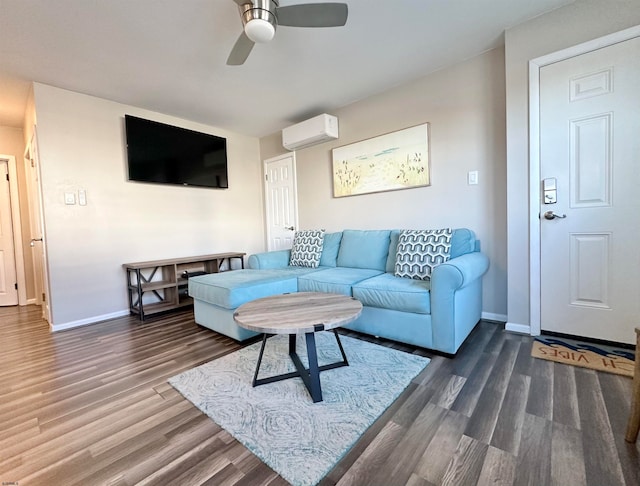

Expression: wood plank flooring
xmin=0 ymin=305 xmax=638 ymax=485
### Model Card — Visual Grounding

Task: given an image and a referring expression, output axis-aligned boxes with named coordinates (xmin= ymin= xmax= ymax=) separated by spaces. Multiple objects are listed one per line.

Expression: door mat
xmin=531 ymin=336 xmax=635 ymax=377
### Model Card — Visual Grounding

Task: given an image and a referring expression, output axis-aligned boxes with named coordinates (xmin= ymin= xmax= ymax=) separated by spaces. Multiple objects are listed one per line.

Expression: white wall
xmin=261 ymin=48 xmax=507 ymax=318
xmin=504 ymin=0 xmax=640 ymax=329
xmin=32 ymin=83 xmax=265 ymax=327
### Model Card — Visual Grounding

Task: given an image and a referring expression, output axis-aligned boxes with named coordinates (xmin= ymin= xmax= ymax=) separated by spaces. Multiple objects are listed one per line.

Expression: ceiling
xmin=0 ymin=0 xmax=574 ymax=137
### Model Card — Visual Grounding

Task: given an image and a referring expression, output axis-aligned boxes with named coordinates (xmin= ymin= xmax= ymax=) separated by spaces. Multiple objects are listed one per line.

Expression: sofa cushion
xmin=319 ymin=232 xmax=343 ymax=267
xmin=352 ymin=273 xmax=431 ymax=314
xmin=336 ymin=230 xmax=391 ymax=271
xmin=450 ymin=228 xmax=477 ymax=259
xmin=189 ymin=269 xmax=313 ymax=310
xmin=395 ymin=229 xmax=453 ymax=280
xmin=289 ymin=229 xmax=325 ymax=267
xmin=386 ymin=230 xmax=401 ymax=273
xmin=298 ymin=267 xmax=383 ymax=296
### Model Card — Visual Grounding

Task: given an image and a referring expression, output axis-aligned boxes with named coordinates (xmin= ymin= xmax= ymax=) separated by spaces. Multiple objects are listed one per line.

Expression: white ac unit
xmin=282 ymin=114 xmax=339 ymax=151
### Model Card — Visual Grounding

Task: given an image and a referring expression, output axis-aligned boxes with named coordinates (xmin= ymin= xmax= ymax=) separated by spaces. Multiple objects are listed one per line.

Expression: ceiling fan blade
xmin=276 ymin=3 xmax=348 ymax=27
xmin=227 ymin=31 xmax=255 ymax=65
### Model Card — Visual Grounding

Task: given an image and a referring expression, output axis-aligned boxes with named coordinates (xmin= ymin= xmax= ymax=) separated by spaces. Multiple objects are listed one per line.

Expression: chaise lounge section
xmin=188 ymin=228 xmax=489 ymax=354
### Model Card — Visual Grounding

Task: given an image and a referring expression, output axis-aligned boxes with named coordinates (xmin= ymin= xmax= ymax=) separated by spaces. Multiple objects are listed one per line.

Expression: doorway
xmin=24 ymin=131 xmax=51 ymax=323
xmin=0 ymin=158 xmax=19 ymax=306
xmin=529 ymin=26 xmax=640 ymax=344
xmin=263 ymin=153 xmax=299 ymax=251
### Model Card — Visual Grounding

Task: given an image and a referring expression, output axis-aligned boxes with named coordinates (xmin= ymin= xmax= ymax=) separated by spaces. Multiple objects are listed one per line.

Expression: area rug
xmin=169 ymin=331 xmax=429 ymax=486
xmin=531 ymin=336 xmax=635 ymax=377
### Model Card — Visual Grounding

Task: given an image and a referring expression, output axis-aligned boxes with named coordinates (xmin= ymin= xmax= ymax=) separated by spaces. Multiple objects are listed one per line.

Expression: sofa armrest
xmin=430 ymin=252 xmax=490 ymax=353
xmin=432 ymin=252 xmax=490 ymax=291
xmin=247 ymin=250 xmax=291 ymax=269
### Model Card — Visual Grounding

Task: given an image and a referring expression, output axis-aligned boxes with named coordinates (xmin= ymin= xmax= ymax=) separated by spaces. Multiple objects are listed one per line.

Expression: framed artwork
xmin=332 ymin=123 xmax=430 ymax=198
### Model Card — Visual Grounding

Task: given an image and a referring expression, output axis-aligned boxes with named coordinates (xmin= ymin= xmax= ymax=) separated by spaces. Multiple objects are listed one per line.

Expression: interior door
xmin=0 ymin=160 xmax=18 ymax=306
xmin=25 ymin=132 xmax=51 ymax=322
xmin=539 ymin=37 xmax=640 ymax=344
xmin=264 ymin=153 xmax=298 ymax=251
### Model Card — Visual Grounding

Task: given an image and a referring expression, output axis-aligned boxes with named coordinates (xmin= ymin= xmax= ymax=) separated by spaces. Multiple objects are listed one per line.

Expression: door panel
xmin=540 ymin=37 xmax=640 ymax=344
xmin=264 ymin=154 xmax=298 ymax=251
xmin=569 ymin=114 xmax=611 ymax=207
xmin=25 ymin=132 xmax=50 ymax=322
xmin=0 ymin=161 xmax=18 ymax=306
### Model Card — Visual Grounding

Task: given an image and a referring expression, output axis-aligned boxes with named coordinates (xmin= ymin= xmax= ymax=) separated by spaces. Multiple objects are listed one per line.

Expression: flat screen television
xmin=124 ymin=115 xmax=228 ymax=189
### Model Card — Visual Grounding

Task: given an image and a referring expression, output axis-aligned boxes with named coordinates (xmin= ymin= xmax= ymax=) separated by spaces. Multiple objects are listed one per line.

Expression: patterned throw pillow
xmin=394 ymin=229 xmax=453 ymax=280
xmin=289 ymin=230 xmax=325 ymax=268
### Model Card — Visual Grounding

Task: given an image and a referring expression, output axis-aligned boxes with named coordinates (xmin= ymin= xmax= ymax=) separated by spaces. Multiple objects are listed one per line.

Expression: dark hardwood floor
xmin=0 ymin=305 xmax=637 ymax=485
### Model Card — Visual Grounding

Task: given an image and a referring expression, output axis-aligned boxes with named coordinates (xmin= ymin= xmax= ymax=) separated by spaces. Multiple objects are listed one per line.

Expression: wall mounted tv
xmin=124 ymin=115 xmax=228 ymax=189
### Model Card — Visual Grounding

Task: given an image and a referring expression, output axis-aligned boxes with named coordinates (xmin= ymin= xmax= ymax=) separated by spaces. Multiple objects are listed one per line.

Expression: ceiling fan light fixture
xmin=245 ymin=18 xmax=276 ymax=43
xmin=228 ymin=0 xmax=348 ymax=65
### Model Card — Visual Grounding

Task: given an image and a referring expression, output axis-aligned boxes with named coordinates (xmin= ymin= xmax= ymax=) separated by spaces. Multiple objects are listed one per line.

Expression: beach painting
xmin=332 ymin=123 xmax=430 ymax=198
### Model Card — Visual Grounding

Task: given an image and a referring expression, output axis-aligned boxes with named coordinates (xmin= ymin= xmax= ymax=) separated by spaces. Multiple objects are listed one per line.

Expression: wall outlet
xmin=64 ymin=192 xmax=76 ymax=205
xmin=78 ymin=189 xmax=87 ymax=206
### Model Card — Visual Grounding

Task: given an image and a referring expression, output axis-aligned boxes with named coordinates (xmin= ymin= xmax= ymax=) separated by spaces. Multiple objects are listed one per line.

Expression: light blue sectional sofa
xmin=188 ymin=229 xmax=489 ymax=354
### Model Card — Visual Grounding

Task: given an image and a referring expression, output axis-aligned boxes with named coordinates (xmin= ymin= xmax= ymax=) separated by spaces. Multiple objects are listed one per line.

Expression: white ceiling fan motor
xmin=227 ymin=0 xmax=348 ymax=65
xmin=240 ymin=0 xmax=278 ymax=43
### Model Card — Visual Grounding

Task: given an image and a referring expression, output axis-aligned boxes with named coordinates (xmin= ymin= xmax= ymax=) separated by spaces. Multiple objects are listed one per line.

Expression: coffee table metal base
xmin=252 ymin=329 xmax=349 ymax=403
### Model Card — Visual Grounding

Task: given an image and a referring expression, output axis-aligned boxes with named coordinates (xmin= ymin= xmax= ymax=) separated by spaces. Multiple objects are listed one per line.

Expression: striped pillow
xmin=394 ymin=229 xmax=452 ymax=280
xmin=289 ymin=230 xmax=325 ymax=268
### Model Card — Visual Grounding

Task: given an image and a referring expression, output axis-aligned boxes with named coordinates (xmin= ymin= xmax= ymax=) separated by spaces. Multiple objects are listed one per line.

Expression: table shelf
xmin=123 ymin=252 xmax=245 ymax=321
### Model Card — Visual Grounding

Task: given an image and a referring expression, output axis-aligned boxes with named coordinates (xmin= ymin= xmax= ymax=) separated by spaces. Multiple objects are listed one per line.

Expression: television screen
xmin=124 ymin=115 xmax=228 ymax=189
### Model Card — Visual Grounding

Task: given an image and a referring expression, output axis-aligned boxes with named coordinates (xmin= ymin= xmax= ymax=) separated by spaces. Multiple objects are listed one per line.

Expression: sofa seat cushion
xmin=188 ymin=268 xmax=315 ymax=310
xmin=352 ymin=273 xmax=431 ymax=314
xmin=297 ymin=267 xmax=383 ymax=296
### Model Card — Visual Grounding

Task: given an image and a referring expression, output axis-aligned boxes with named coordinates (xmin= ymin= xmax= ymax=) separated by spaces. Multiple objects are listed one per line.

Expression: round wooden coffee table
xmin=233 ymin=292 xmax=363 ymax=403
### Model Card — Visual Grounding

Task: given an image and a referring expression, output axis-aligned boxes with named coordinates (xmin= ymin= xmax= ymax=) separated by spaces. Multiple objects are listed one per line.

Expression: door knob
xmin=285 ymin=226 xmax=295 ymax=231
xmin=543 ymin=211 xmax=567 ymax=220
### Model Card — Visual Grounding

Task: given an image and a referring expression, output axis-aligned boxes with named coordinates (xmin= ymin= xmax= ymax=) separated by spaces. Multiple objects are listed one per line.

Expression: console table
xmin=123 ymin=252 xmax=245 ymax=321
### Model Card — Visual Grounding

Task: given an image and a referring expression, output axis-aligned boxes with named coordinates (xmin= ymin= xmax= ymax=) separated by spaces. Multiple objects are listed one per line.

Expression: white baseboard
xmin=481 ymin=312 xmax=507 ymax=323
xmin=505 ymin=322 xmax=532 ymax=335
xmin=51 ymin=309 xmax=131 ymax=332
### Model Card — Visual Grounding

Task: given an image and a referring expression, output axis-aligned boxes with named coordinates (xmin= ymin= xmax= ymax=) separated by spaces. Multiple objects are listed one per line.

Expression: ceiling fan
xmin=227 ymin=0 xmax=348 ymax=65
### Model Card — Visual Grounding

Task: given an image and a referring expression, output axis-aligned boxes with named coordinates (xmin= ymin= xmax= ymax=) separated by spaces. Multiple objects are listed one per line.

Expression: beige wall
xmin=261 ymin=48 xmax=507 ymax=318
xmin=504 ymin=0 xmax=640 ymax=329
xmin=32 ymin=83 xmax=265 ymax=327
xmin=0 ymin=125 xmax=35 ymax=301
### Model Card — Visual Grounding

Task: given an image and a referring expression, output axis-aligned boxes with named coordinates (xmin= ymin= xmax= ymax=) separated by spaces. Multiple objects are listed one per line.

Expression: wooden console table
xmin=123 ymin=252 xmax=245 ymax=321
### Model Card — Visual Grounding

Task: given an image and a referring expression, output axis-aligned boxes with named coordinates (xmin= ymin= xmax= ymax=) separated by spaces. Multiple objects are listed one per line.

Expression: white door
xmin=25 ymin=132 xmax=51 ymax=322
xmin=540 ymin=37 xmax=640 ymax=344
xmin=264 ymin=153 xmax=298 ymax=251
xmin=0 ymin=161 xmax=18 ymax=306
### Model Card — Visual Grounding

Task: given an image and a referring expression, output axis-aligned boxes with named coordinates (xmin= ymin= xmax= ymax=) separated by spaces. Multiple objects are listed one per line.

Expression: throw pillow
xmin=395 ymin=228 xmax=453 ymax=280
xmin=289 ymin=230 xmax=325 ymax=268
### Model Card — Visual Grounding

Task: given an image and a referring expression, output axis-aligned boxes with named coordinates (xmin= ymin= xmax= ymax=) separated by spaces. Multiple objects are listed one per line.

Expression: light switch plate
xmin=64 ymin=192 xmax=76 ymax=205
xmin=78 ymin=189 xmax=87 ymax=206
xmin=468 ymin=171 xmax=479 ymax=185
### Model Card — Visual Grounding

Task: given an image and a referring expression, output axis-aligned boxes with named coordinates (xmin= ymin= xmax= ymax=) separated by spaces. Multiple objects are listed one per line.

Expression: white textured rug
xmin=169 ymin=331 xmax=429 ymax=486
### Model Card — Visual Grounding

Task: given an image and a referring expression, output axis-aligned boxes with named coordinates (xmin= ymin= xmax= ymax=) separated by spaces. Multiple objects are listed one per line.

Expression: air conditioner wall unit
xmin=282 ymin=114 xmax=339 ymax=151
